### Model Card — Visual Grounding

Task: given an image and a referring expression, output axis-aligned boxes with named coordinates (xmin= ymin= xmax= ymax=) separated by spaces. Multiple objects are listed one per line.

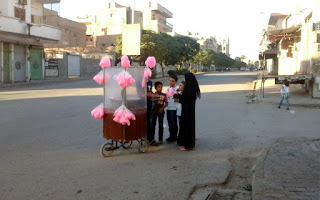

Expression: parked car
xmin=240 ymin=67 xmax=246 ymax=71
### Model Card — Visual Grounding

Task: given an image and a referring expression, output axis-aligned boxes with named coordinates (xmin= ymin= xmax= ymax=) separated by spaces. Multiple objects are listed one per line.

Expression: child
xmin=277 ymin=79 xmax=290 ymax=110
xmin=166 ymin=75 xmax=179 ymax=143
xmin=174 ymin=81 xmax=186 ymax=123
xmin=150 ymin=82 xmax=168 ymax=145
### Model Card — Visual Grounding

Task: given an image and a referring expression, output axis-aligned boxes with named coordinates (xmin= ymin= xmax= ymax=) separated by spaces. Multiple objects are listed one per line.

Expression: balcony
xmin=150 ymin=3 xmax=173 ymax=18
xmin=151 ymin=20 xmax=173 ymax=33
xmin=0 ymin=14 xmax=61 ymax=42
xmin=158 ymin=18 xmax=173 ymax=29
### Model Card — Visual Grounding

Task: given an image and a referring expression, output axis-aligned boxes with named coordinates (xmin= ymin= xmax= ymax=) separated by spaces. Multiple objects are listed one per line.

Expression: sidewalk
xmin=254 ymin=73 xmax=320 ymax=108
xmin=252 ymin=137 xmax=320 ymax=200
xmin=0 ymin=77 xmax=91 ymax=89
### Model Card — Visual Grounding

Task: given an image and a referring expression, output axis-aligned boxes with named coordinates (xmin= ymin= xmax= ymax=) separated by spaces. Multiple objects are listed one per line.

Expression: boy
xmin=166 ymin=75 xmax=179 ymax=143
xmin=150 ymin=82 xmax=168 ymax=145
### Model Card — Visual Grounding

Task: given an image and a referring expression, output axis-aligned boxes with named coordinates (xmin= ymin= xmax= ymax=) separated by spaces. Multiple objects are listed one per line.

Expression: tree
xmin=241 ymin=55 xmax=246 ymax=62
xmin=175 ymin=36 xmax=200 ymax=69
xmin=115 ymin=30 xmax=199 ymax=72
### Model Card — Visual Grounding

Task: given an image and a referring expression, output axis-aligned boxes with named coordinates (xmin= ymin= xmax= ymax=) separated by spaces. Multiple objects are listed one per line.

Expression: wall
xmin=96 ymin=35 xmax=119 ymax=49
xmin=0 ymin=1 xmax=9 ymax=16
xmin=5 ymin=0 xmax=32 ymax=23
xmin=31 ymin=1 xmax=43 ymax=17
xmin=44 ymin=10 xmax=86 ymax=48
xmin=50 ymin=53 xmax=101 ymax=78
xmin=80 ymin=58 xmax=100 ymax=77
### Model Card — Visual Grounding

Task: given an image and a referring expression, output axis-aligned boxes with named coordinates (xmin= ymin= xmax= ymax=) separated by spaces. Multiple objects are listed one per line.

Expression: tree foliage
xmin=115 ymin=29 xmax=246 ymax=69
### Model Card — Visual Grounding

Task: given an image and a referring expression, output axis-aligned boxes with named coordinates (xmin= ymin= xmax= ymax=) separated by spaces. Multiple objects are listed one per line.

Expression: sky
xmin=58 ymin=0 xmax=299 ymax=61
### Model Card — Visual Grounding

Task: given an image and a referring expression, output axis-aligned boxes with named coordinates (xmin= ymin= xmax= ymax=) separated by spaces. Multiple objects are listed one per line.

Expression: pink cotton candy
xmin=91 ymin=104 xmax=105 ymax=119
xmin=99 ymin=57 xmax=111 ymax=69
xmin=145 ymin=56 xmax=156 ymax=68
xmin=121 ymin=55 xmax=131 ymax=69
xmin=113 ymin=116 xmax=121 ymax=123
xmin=93 ymin=72 xmax=104 ymax=85
xmin=167 ymin=88 xmax=174 ymax=97
xmin=141 ymin=78 xmax=146 ymax=88
xmin=120 ymin=116 xmax=127 ymax=124
xmin=104 ymin=73 xmax=110 ymax=83
xmin=143 ymin=67 xmax=152 ymax=78
xmin=113 ymin=105 xmax=135 ymax=126
xmin=116 ymin=70 xmax=135 ymax=88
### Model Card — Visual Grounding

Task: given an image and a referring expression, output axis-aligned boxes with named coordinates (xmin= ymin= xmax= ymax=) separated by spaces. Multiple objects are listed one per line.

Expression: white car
xmin=240 ymin=67 xmax=246 ymax=71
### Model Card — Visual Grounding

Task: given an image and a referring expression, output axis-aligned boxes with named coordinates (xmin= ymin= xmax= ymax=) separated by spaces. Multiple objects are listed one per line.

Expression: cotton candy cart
xmin=91 ymin=56 xmax=156 ymax=157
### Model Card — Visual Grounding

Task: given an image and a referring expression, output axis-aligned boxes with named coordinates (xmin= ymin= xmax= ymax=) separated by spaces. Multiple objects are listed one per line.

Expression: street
xmin=1 ymin=71 xmax=319 ymax=200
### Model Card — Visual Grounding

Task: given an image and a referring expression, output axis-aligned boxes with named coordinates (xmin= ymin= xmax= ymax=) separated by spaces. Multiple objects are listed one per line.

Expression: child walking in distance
xmin=277 ymin=79 xmax=290 ymax=110
xmin=150 ymin=82 xmax=168 ymax=146
xmin=166 ymin=75 xmax=179 ymax=143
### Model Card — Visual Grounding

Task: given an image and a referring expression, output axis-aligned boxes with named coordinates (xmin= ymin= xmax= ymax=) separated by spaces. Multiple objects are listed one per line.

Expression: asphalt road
xmin=1 ymin=72 xmax=319 ymax=200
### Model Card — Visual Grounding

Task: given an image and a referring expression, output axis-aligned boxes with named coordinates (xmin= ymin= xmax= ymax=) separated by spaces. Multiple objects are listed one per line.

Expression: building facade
xmin=260 ymin=0 xmax=320 ymax=97
xmin=43 ymin=8 xmax=86 ymax=48
xmin=0 ymin=0 xmax=61 ymax=83
xmin=77 ymin=1 xmax=173 ymax=48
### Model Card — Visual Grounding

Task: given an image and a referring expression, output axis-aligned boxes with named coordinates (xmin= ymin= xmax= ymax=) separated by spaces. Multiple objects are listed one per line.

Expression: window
xmin=109 ymin=3 xmax=111 ymax=8
xmin=14 ymin=7 xmax=25 ymax=21
xmin=110 ymin=13 xmax=113 ymax=17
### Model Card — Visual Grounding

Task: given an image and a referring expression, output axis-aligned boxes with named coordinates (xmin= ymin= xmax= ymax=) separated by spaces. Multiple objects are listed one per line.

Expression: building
xmin=142 ymin=1 xmax=173 ymax=33
xmin=0 ymin=0 xmax=61 ymax=83
xmin=77 ymin=1 xmax=173 ymax=48
xmin=197 ymin=36 xmax=218 ymax=52
xmin=259 ymin=0 xmax=320 ymax=98
xmin=217 ymin=37 xmax=230 ymax=56
xmin=43 ymin=8 xmax=86 ymax=48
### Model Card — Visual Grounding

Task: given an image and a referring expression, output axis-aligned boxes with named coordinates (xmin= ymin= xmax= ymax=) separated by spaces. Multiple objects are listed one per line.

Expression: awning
xmin=267 ymin=26 xmax=300 ymax=36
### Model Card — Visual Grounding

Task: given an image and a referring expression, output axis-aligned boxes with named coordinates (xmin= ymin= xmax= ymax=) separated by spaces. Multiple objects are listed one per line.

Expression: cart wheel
xmin=100 ymin=143 xmax=115 ymax=157
xmin=138 ymin=139 xmax=149 ymax=153
xmin=121 ymin=141 xmax=133 ymax=149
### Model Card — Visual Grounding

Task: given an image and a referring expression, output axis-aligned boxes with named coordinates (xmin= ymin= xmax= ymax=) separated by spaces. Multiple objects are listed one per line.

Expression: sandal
xmin=179 ymin=146 xmax=186 ymax=151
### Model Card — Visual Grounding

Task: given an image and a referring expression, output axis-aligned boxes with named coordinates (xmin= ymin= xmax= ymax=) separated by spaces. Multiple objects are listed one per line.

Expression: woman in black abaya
xmin=174 ymin=73 xmax=201 ymax=150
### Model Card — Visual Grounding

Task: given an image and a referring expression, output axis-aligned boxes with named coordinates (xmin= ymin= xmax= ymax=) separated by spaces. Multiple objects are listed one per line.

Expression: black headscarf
xmin=182 ymin=73 xmax=201 ymax=100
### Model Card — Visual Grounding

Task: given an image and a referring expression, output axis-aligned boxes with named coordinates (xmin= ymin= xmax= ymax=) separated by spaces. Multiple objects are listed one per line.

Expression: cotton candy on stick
xmin=113 ymin=105 xmax=136 ymax=126
xmin=116 ymin=70 xmax=135 ymax=88
xmin=99 ymin=57 xmax=111 ymax=69
xmin=93 ymin=71 xmax=104 ymax=84
xmin=93 ymin=71 xmax=110 ymax=85
xmin=145 ymin=56 xmax=156 ymax=68
xmin=143 ymin=67 xmax=152 ymax=78
xmin=121 ymin=55 xmax=131 ymax=69
xmin=166 ymin=88 xmax=174 ymax=97
xmin=91 ymin=103 xmax=105 ymax=119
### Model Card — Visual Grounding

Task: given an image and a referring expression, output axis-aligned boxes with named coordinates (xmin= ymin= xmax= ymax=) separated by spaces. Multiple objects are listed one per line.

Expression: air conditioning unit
xmin=18 ymin=0 xmax=28 ymax=5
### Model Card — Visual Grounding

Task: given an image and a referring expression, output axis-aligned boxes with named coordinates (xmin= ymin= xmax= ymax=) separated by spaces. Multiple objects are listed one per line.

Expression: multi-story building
xmin=0 ymin=0 xmax=61 ymax=83
xmin=77 ymin=1 xmax=173 ymax=48
xmin=217 ymin=37 xmax=230 ymax=56
xmin=43 ymin=8 xmax=86 ymax=48
xmin=142 ymin=1 xmax=173 ymax=33
xmin=259 ymin=0 xmax=320 ymax=98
